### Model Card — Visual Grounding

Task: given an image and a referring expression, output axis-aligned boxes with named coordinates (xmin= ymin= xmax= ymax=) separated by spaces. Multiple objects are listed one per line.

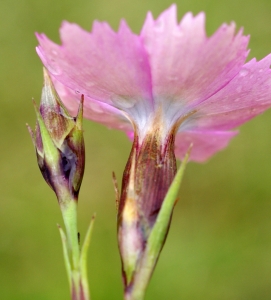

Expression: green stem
xmin=61 ymin=199 xmax=81 ymax=299
xmin=58 ymin=224 xmax=72 ymax=287
xmin=62 ymin=200 xmax=80 ymax=270
xmin=60 ymin=199 xmax=95 ymax=300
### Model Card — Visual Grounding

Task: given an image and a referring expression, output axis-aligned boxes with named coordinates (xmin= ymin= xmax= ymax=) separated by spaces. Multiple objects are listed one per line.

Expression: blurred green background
xmin=1 ymin=0 xmax=271 ymax=299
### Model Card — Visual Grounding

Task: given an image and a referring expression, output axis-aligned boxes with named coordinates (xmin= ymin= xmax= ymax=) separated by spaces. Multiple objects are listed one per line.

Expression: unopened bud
xmin=28 ymin=68 xmax=85 ymax=204
xmin=118 ymin=125 xmax=176 ymax=288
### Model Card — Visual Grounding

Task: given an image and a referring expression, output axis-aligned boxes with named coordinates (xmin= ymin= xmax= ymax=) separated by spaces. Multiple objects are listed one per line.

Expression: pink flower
xmin=36 ymin=4 xmax=271 ymax=162
xmin=36 ymin=5 xmax=271 ymax=291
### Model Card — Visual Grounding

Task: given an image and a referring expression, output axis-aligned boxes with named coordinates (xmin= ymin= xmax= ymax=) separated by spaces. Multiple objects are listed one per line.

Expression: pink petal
xmin=187 ymin=55 xmax=271 ymax=130
xmin=141 ymin=4 xmax=249 ymax=110
xmin=52 ymin=79 xmax=132 ymax=132
xmin=36 ymin=6 xmax=271 ymax=163
xmin=36 ymin=20 xmax=153 ymax=115
xmin=175 ymin=130 xmax=238 ymax=162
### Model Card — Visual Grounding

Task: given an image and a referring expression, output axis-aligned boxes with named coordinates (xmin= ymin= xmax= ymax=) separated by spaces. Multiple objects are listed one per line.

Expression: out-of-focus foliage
xmin=1 ymin=0 xmax=271 ymax=299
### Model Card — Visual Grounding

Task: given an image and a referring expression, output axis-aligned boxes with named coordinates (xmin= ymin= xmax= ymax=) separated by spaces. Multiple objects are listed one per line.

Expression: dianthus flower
xmin=36 ymin=4 xmax=271 ymax=296
xmin=36 ymin=5 xmax=271 ymax=163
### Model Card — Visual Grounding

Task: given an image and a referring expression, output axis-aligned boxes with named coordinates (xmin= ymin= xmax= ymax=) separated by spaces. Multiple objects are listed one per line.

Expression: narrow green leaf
xmin=57 ymin=224 xmax=72 ymax=287
xmin=79 ymin=214 xmax=96 ymax=300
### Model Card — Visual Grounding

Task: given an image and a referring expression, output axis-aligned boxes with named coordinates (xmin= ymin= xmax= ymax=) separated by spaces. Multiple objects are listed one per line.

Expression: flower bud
xmin=118 ymin=122 xmax=177 ymax=288
xmin=28 ymin=68 xmax=85 ymax=204
xmin=117 ymin=122 xmax=191 ymax=299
